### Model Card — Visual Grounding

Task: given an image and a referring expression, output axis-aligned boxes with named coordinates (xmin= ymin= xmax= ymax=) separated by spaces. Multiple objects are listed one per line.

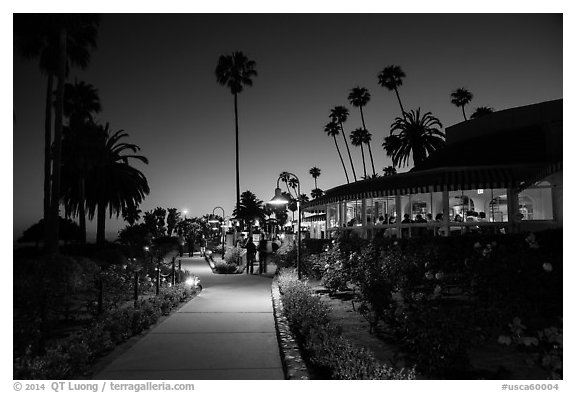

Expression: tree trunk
xmin=314 ymin=178 xmax=318 ymax=189
xmin=394 ymin=87 xmax=406 ymax=118
xmin=360 ymin=106 xmax=376 ymax=176
xmin=234 ymin=93 xmax=240 ymax=218
xmin=96 ymin=201 xmax=106 ymax=246
xmin=47 ymin=28 xmax=67 ymax=255
xmin=78 ymin=176 xmax=86 ymax=244
xmin=340 ymin=123 xmax=357 ymax=181
xmin=333 ymin=136 xmax=350 ymax=184
xmin=360 ymin=144 xmax=367 ymax=179
xmin=462 ymin=105 xmax=467 ymax=121
xmin=43 ymin=74 xmax=53 ymax=249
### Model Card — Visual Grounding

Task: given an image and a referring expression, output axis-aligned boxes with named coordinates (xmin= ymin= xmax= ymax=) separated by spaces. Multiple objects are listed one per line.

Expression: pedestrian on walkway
xmin=200 ymin=235 xmax=207 ymax=257
xmin=246 ymin=237 xmax=256 ymax=274
xmin=258 ymin=237 xmax=268 ymax=274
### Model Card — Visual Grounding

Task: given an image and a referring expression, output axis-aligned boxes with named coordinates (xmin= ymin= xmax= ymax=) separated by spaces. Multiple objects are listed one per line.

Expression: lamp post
xmin=209 ymin=207 xmax=226 ymax=256
xmin=268 ymin=172 xmax=302 ymax=279
xmin=183 ymin=209 xmax=188 ymax=220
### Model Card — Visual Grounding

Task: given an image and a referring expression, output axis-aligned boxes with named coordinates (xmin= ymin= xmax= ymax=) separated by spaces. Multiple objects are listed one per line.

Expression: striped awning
xmin=303 ymin=163 xmax=555 ymax=210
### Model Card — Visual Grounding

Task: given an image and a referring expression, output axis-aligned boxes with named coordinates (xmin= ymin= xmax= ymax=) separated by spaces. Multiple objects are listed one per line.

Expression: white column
xmin=442 ymin=189 xmax=450 ymax=236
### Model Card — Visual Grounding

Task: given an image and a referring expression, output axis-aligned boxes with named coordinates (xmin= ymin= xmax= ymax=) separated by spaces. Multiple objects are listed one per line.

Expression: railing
xmin=327 ymin=221 xmax=516 ymax=239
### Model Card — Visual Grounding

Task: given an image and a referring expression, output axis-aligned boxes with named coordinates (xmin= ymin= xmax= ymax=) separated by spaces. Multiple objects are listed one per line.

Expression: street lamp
xmin=210 ymin=207 xmax=226 ymax=256
xmin=268 ymin=172 xmax=302 ymax=279
xmin=183 ymin=209 xmax=188 ymax=220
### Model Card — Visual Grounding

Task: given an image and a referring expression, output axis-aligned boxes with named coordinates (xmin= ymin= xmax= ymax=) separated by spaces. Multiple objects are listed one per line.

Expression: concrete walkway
xmin=94 ymin=255 xmax=284 ymax=380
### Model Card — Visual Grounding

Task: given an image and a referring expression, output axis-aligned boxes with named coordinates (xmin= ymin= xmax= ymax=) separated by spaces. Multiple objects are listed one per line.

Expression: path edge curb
xmin=271 ymin=275 xmax=310 ymax=380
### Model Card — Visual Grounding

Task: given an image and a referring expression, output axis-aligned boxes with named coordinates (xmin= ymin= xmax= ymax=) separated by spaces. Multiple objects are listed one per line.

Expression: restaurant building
xmin=301 ymin=99 xmax=562 ymax=239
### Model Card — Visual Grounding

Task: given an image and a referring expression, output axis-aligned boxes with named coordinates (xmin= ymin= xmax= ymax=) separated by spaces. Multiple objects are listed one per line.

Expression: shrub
xmin=213 ymin=261 xmax=239 ymax=274
xmin=277 ymin=268 xmax=414 ymax=380
xmin=224 ymin=246 xmax=244 ymax=265
xmin=275 ymin=241 xmax=298 ymax=270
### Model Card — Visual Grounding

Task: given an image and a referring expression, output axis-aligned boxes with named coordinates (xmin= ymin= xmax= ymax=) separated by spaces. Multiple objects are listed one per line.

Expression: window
xmin=327 ymin=203 xmax=340 ymax=228
xmin=518 ymin=186 xmax=553 ymax=220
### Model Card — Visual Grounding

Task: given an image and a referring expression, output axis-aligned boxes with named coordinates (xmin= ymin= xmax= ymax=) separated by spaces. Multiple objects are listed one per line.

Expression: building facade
xmin=302 ymin=100 xmax=563 ymax=239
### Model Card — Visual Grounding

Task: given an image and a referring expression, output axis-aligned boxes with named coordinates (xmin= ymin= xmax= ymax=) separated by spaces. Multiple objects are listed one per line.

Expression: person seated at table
xmin=377 ymin=215 xmax=385 ymax=225
xmin=454 ymin=214 xmax=463 ymax=222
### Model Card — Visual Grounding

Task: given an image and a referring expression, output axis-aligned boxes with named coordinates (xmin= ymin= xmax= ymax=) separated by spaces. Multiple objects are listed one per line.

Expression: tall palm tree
xmin=61 ymin=121 xmax=102 ymax=244
xmin=377 ymin=65 xmax=407 ymax=117
xmin=383 ymin=109 xmax=446 ymax=167
xmin=350 ymin=128 xmax=367 ymax=179
xmin=329 ymin=106 xmax=357 ymax=181
xmin=61 ymin=80 xmax=101 ymax=243
xmin=348 ymin=86 xmax=376 ymax=175
xmin=470 ymin=106 xmax=494 ymax=119
xmin=83 ymin=123 xmax=150 ymax=245
xmin=215 ymin=51 xmax=257 ymax=215
xmin=323 ymin=122 xmax=349 ymax=184
xmin=450 ymin=88 xmax=474 ymax=121
xmin=64 ymin=80 xmax=101 ymax=127
xmin=14 ymin=14 xmax=100 ymax=253
xmin=309 ymin=166 xmax=321 ymax=189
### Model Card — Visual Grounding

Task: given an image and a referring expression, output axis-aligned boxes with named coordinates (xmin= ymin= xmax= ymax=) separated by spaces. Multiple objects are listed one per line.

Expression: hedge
xmin=277 ymin=268 xmax=414 ymax=380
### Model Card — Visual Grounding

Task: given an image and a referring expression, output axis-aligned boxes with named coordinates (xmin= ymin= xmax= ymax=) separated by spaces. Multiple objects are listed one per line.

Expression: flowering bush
xmin=308 ymin=230 xmax=562 ymax=378
xmin=498 ymin=317 xmax=563 ymax=379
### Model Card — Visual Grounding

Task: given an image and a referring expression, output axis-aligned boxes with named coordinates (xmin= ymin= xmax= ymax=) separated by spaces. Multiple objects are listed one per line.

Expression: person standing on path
xmin=200 ymin=235 xmax=207 ymax=257
xmin=257 ymin=237 xmax=268 ymax=274
xmin=246 ymin=237 xmax=256 ymax=274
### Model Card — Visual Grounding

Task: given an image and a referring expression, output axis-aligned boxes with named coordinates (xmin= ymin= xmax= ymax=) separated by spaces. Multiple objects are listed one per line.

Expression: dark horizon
xmin=12 ymin=13 xmax=563 ymax=244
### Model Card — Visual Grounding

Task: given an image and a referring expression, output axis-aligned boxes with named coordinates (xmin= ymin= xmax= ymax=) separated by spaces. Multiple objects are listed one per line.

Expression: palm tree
xmin=309 ymin=166 xmax=321 ymax=189
xmin=64 ymin=80 xmax=101 ymax=127
xmin=383 ymin=166 xmax=397 ymax=176
xmin=470 ymin=106 xmax=495 ymax=119
xmin=450 ymin=88 xmax=474 ymax=121
xmin=14 ymin=14 xmax=100 ymax=253
xmin=350 ymin=128 xmax=367 ymax=179
xmin=329 ymin=106 xmax=357 ymax=181
xmin=233 ymin=190 xmax=266 ymax=235
xmin=215 ymin=51 xmax=257 ymax=215
xmin=323 ymin=122 xmax=349 ymax=184
xmin=61 ymin=121 xmax=102 ymax=244
xmin=122 ymin=205 xmax=142 ymax=226
xmin=311 ymin=188 xmax=324 ymax=199
xmin=61 ymin=80 xmax=101 ymax=243
xmin=83 ymin=123 xmax=150 ymax=245
xmin=377 ymin=65 xmax=407 ymax=117
xmin=348 ymin=86 xmax=376 ymax=175
xmin=383 ymin=109 xmax=446 ymax=168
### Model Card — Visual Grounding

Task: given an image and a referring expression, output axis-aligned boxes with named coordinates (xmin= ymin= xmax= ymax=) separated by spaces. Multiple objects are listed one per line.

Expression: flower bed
xmin=14 ymin=284 xmax=199 ymax=379
xmin=277 ymin=268 xmax=414 ymax=380
xmin=305 ymin=230 xmax=562 ymax=379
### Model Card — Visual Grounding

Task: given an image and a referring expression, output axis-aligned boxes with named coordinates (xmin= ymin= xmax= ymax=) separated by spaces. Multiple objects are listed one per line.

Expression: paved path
xmin=94 ymin=255 xmax=284 ymax=380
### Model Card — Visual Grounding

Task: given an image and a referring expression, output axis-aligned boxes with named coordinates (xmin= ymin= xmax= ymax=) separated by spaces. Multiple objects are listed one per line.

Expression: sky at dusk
xmin=12 ymin=13 xmax=563 ymax=243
